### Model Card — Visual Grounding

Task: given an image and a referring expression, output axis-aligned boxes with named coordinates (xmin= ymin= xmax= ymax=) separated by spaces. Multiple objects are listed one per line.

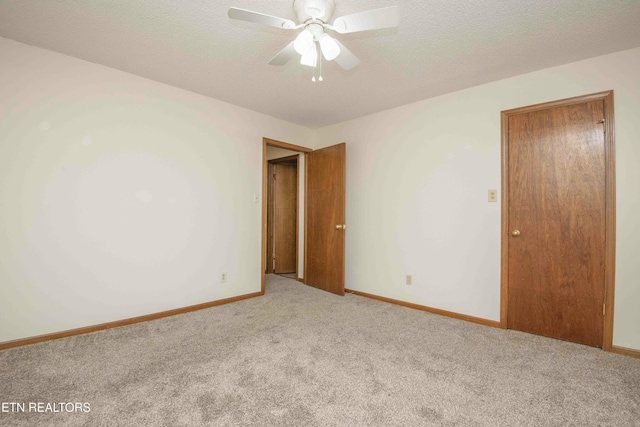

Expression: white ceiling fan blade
xmin=268 ymin=41 xmax=297 ymax=66
xmin=228 ymin=7 xmax=296 ymax=29
xmin=332 ymin=6 xmax=399 ymax=34
xmin=333 ymin=40 xmax=361 ymax=71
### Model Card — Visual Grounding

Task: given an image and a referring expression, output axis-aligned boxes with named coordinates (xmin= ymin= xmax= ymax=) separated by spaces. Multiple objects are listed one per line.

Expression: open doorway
xmin=261 ymin=138 xmax=347 ymax=296
xmin=261 ymin=138 xmax=312 ymax=293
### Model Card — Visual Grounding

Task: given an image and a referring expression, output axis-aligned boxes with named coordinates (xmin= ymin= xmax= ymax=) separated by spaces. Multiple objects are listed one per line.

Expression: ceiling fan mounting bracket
xmin=293 ymin=0 xmax=335 ymax=24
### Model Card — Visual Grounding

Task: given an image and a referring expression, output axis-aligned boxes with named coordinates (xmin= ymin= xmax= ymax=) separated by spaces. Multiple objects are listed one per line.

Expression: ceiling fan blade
xmin=228 ymin=7 xmax=296 ymax=29
xmin=332 ymin=6 xmax=400 ymax=34
xmin=268 ymin=41 xmax=297 ymax=66
xmin=333 ymin=40 xmax=361 ymax=71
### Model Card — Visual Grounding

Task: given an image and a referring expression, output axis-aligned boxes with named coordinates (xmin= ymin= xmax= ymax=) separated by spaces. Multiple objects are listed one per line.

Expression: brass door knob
xmin=336 ymin=224 xmax=343 ymax=230
xmin=511 ymin=230 xmax=521 ymax=237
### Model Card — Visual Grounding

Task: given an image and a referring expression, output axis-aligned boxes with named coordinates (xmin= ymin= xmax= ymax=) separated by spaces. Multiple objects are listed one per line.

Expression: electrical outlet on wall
xmin=221 ymin=272 xmax=227 ymax=283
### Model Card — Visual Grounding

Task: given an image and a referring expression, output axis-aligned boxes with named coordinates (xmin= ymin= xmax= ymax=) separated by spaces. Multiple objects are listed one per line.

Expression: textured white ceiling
xmin=1 ymin=0 xmax=639 ymax=128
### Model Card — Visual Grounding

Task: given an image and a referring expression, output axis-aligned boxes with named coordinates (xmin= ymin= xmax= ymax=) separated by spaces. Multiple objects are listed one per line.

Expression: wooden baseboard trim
xmin=610 ymin=345 xmax=640 ymax=359
xmin=0 ymin=291 xmax=263 ymax=351
xmin=297 ymin=277 xmax=305 ymax=283
xmin=345 ymin=289 xmax=501 ymax=328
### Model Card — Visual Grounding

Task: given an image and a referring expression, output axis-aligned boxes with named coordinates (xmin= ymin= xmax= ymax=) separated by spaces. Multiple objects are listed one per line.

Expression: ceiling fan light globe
xmin=318 ymin=33 xmax=340 ymax=61
xmin=294 ymin=30 xmax=314 ymax=55
xmin=300 ymin=43 xmax=318 ymax=67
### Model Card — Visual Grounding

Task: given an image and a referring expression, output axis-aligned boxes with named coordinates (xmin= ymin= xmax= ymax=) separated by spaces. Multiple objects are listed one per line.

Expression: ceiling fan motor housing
xmin=294 ymin=0 xmax=336 ymax=23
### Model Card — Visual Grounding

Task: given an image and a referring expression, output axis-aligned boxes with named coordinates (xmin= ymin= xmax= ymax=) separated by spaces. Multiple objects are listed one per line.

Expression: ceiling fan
xmin=228 ymin=0 xmax=399 ymax=80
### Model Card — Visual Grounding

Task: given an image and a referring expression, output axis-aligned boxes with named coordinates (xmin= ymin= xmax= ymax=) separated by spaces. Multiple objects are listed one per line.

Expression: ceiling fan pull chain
xmin=312 ymin=58 xmax=316 ymax=82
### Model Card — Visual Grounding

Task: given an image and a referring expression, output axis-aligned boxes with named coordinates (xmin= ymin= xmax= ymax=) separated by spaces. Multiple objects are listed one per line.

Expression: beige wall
xmin=2 ymin=36 xmax=638 ymax=352
xmin=315 ymin=47 xmax=640 ymax=350
xmin=266 ymin=147 xmax=299 ymax=161
xmin=0 ymin=38 xmax=313 ymax=342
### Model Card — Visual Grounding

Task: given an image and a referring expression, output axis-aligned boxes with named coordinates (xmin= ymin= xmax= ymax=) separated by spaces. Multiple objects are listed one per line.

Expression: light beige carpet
xmin=1 ymin=274 xmax=639 ymax=426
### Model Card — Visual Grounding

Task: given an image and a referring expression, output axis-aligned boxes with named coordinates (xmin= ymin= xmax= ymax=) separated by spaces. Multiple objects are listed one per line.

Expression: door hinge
xmin=596 ymin=118 xmax=605 ymax=132
xmin=603 ymin=303 xmax=606 ymax=316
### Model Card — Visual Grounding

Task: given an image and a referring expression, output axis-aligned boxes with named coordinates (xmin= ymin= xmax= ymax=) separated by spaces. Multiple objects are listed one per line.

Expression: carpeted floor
xmin=1 ymin=274 xmax=639 ymax=426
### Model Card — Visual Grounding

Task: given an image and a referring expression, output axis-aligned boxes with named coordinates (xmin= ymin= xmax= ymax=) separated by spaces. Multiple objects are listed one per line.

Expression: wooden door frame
xmin=499 ymin=91 xmax=616 ymax=350
xmin=261 ymin=138 xmax=312 ymax=293
xmin=267 ymin=155 xmax=299 ymax=275
xmin=266 ymin=162 xmax=275 ymax=274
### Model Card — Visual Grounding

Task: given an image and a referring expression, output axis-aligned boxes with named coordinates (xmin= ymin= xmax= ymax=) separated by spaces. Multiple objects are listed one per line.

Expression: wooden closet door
xmin=274 ymin=164 xmax=297 ymax=274
xmin=507 ymin=100 xmax=606 ymax=347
